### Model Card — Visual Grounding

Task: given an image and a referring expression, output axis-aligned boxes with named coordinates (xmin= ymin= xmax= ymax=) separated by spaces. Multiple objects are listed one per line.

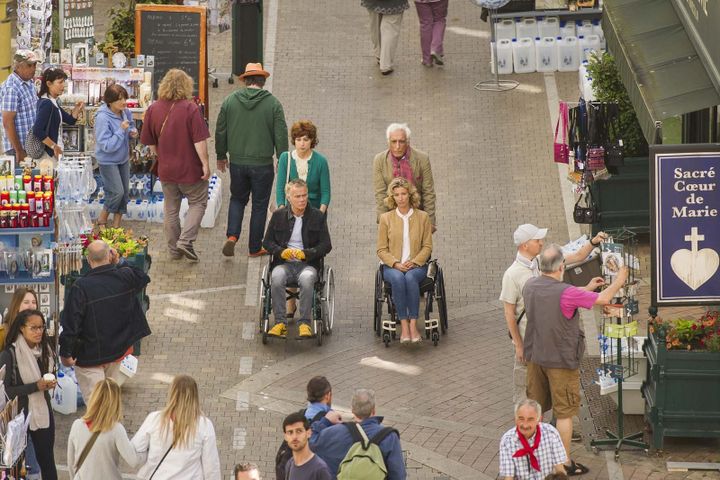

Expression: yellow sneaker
xmin=268 ymin=323 xmax=287 ymax=337
xmin=298 ymin=324 xmax=313 ymax=337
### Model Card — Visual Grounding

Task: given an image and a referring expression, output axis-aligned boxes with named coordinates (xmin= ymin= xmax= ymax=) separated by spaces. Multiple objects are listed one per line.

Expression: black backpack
xmin=275 ymin=409 xmax=326 ymax=480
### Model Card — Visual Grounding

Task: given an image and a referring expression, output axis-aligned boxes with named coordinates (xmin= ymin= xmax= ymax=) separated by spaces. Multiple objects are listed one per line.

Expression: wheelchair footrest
xmin=382 ymin=320 xmax=396 ymax=332
xmin=425 ymin=318 xmax=439 ymax=330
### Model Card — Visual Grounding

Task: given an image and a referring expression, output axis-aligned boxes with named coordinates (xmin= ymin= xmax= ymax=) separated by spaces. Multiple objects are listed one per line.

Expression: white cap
xmin=513 ymin=224 xmax=548 ymax=246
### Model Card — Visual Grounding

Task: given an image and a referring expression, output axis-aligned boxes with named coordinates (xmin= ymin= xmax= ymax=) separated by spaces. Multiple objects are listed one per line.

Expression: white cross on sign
xmin=684 ymin=227 xmax=705 ymax=253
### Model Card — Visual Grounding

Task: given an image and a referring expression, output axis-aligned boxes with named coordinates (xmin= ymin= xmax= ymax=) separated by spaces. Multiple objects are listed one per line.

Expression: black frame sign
xmin=651 ymin=144 xmax=720 ymax=306
xmin=135 ymin=5 xmax=208 ymax=115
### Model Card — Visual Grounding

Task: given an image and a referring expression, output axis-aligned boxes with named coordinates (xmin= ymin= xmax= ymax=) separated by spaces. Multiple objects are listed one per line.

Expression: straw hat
xmin=238 ymin=63 xmax=270 ymax=79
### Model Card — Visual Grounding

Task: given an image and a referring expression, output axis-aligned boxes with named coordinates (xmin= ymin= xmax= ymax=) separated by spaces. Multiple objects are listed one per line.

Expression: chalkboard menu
xmin=135 ymin=5 xmax=207 ymax=114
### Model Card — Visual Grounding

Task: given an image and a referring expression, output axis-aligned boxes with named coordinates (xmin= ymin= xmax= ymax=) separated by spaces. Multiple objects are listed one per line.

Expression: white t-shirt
xmin=395 ymin=208 xmax=413 ymax=263
xmin=499 ymin=252 xmax=538 ymax=338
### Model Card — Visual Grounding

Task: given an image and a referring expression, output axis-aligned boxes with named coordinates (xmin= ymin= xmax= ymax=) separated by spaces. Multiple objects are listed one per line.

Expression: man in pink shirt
xmin=522 ymin=244 xmax=627 ymax=476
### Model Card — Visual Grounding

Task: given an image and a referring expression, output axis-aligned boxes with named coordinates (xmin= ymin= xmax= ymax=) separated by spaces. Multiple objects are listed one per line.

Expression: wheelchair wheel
xmin=383 ymin=332 xmax=391 ymax=347
xmin=322 ymin=266 xmax=335 ymax=335
xmin=436 ymin=268 xmax=448 ymax=334
xmin=374 ymin=267 xmax=383 ymax=337
xmin=432 ymin=331 xmax=440 ymax=346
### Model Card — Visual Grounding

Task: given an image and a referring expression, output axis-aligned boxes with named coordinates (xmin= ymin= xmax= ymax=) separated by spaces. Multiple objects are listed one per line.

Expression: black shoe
xmin=381 ymin=69 xmax=394 ymax=76
xmin=177 ymin=244 xmax=199 ymax=262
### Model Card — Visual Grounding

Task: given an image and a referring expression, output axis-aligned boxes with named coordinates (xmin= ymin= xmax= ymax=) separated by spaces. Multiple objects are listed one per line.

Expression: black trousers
xmin=29 ymin=413 xmax=57 ymax=480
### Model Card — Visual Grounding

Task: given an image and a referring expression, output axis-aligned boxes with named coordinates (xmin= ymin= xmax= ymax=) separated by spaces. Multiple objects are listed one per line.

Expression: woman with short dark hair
xmin=276 ymin=119 xmax=331 ymax=213
xmin=0 ymin=310 xmax=58 ymax=480
xmin=94 ymin=83 xmax=137 ymax=229
xmin=32 ymin=67 xmax=84 ymax=159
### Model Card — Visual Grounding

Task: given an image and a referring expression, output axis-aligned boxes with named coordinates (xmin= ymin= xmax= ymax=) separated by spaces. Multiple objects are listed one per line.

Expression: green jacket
xmin=276 ymin=150 xmax=331 ymax=209
xmin=215 ymin=87 xmax=288 ymax=165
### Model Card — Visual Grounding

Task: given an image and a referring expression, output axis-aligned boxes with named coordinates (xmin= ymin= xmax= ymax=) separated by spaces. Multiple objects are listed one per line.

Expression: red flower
xmin=691 ymin=324 xmax=698 ymax=330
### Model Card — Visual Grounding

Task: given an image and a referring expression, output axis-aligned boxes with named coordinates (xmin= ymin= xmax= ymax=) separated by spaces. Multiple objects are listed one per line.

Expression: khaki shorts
xmin=526 ymin=362 xmax=580 ymax=419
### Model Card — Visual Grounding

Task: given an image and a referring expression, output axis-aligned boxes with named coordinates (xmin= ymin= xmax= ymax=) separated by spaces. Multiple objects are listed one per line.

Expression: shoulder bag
xmin=553 ymin=101 xmax=569 ymax=164
xmin=149 ymin=442 xmax=175 ymax=480
xmin=149 ymin=101 xmax=177 ymax=176
xmin=25 ymin=98 xmax=53 ymax=159
xmin=573 ymin=188 xmax=598 ymax=224
xmin=74 ymin=431 xmax=101 ymax=474
xmin=604 ymin=103 xmax=624 ymax=168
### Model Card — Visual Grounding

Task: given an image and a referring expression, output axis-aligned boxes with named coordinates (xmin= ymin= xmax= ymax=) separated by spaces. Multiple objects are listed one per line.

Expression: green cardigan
xmin=276 ymin=150 xmax=331 ymax=209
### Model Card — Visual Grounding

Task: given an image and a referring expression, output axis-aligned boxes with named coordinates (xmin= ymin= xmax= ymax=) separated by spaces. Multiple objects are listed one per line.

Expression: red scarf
xmin=512 ymin=424 xmax=542 ymax=472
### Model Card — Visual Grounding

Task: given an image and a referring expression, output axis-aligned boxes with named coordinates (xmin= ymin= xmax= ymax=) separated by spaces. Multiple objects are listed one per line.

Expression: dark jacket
xmin=311 ymin=416 xmax=406 ymax=480
xmin=0 ymin=345 xmax=53 ymax=417
xmin=32 ymin=97 xmax=77 ymax=156
xmin=59 ymin=261 xmax=151 ymax=367
xmin=262 ymin=206 xmax=332 ymax=271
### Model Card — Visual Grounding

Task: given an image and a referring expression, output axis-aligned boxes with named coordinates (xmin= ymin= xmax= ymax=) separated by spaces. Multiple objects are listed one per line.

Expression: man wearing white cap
xmin=1 ymin=50 xmax=40 ymax=163
xmin=500 ymin=224 xmax=606 ymax=403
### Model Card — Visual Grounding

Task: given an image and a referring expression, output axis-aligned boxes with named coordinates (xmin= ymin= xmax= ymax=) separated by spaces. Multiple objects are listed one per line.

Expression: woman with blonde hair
xmin=140 ymin=69 xmax=211 ymax=262
xmin=132 ymin=375 xmax=221 ymax=479
xmin=377 ymin=177 xmax=433 ymax=343
xmin=67 ymin=379 xmax=138 ymax=478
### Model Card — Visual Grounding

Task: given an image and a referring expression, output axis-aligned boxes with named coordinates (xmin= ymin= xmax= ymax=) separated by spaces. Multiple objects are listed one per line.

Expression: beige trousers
xmin=75 ymin=362 xmax=123 ymax=402
xmin=161 ymin=180 xmax=209 ymax=254
xmin=368 ymin=10 xmax=404 ymax=72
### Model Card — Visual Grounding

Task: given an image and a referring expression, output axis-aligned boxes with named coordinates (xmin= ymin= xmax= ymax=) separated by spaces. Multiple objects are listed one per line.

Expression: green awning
xmin=602 ymin=0 xmax=720 ymax=143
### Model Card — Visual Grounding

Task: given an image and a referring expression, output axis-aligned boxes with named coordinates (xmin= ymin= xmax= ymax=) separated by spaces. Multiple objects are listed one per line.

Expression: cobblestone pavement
xmin=48 ymin=1 xmax=720 ymax=479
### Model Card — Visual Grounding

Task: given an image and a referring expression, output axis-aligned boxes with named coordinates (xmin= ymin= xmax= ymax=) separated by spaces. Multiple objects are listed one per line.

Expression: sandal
xmin=564 ymin=460 xmax=589 ymax=476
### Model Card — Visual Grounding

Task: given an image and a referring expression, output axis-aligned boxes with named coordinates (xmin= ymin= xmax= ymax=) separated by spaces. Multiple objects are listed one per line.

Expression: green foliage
xmin=97 ymin=0 xmax=176 ymax=55
xmin=586 ymin=51 xmax=649 ymax=157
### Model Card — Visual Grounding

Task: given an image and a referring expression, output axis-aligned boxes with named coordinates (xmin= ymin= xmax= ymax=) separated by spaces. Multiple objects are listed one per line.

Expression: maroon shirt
xmin=140 ymin=99 xmax=210 ymax=184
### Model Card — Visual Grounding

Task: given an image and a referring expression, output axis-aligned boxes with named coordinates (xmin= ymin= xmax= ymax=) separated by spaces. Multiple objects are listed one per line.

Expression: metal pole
xmin=474 ymin=8 xmax=518 ymax=92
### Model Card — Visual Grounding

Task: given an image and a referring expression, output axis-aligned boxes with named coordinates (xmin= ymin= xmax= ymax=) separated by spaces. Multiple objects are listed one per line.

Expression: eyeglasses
xmin=24 ymin=325 xmax=45 ymax=332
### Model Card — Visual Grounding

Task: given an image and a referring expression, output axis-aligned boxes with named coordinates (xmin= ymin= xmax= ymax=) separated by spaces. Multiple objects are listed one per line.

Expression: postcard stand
xmin=591 ymin=228 xmax=649 ymax=459
xmin=0 ymin=386 xmax=27 ymax=477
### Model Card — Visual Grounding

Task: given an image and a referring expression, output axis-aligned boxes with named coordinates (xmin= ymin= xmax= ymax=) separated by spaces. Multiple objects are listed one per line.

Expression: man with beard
xmin=282 ymin=412 xmax=332 ymax=480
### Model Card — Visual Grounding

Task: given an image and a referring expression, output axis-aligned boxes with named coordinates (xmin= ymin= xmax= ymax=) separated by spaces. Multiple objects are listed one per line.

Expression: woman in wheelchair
xmin=262 ymin=179 xmax=332 ymax=338
xmin=376 ymin=177 xmax=433 ymax=343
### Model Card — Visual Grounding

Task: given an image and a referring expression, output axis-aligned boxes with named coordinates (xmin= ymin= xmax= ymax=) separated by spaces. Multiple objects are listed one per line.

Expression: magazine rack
xmin=591 ymin=228 xmax=648 ymax=459
xmin=0 ymin=383 xmax=27 ymax=476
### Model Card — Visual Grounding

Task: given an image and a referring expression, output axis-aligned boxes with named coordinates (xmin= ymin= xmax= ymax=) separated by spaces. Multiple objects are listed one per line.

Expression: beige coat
xmin=377 ymin=209 xmax=433 ymax=267
xmin=373 ymin=147 xmax=437 ymax=225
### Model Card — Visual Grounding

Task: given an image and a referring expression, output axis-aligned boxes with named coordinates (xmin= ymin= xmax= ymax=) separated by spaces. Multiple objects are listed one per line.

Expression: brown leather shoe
xmin=248 ymin=248 xmax=269 ymax=257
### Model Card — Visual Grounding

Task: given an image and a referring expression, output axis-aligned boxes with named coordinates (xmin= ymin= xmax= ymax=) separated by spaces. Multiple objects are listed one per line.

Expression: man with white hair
xmin=499 ymin=399 xmax=567 ymax=480
xmin=373 ymin=122 xmax=436 ymax=229
xmin=500 ymin=224 xmax=607 ymax=403
xmin=1 ymin=50 xmax=40 ymax=163
xmin=522 ymin=244 xmax=628 ymax=476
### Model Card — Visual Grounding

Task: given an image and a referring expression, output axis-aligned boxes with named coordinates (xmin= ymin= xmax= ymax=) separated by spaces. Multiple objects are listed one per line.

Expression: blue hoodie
xmin=94 ymin=104 xmax=136 ymax=165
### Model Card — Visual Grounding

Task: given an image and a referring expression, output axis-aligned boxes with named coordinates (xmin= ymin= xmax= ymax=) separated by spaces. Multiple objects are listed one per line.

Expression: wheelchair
xmin=373 ymin=259 xmax=448 ymax=347
xmin=258 ymin=258 xmax=335 ymax=346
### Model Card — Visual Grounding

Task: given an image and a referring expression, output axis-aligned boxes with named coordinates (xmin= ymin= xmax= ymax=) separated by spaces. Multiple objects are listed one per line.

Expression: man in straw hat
xmin=216 ymin=62 xmax=288 ymax=257
xmin=1 ymin=50 xmax=40 ymax=163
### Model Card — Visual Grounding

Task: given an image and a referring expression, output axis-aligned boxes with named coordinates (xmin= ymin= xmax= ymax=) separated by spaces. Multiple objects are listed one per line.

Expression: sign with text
xmin=135 ymin=5 xmax=208 ymax=115
xmin=651 ymin=144 xmax=720 ymax=305
xmin=60 ymin=0 xmax=94 ymax=48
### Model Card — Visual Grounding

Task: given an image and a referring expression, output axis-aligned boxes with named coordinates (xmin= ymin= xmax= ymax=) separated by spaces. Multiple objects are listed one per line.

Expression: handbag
xmin=149 ymin=102 xmax=177 ymax=176
xmin=553 ymin=101 xmax=569 ymax=164
xmin=573 ymin=189 xmax=598 ymax=224
xmin=25 ymin=98 xmax=54 ymax=159
xmin=586 ymin=146 xmax=605 ymax=170
xmin=604 ymin=104 xmax=624 ymax=167
xmin=74 ymin=431 xmax=100 ymax=474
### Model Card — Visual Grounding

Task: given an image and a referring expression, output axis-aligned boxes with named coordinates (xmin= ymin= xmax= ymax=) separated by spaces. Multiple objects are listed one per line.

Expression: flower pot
xmin=642 ymin=332 xmax=720 ymax=449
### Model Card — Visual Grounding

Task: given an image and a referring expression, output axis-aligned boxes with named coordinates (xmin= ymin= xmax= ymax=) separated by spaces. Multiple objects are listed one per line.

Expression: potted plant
xmin=642 ymin=311 xmax=720 ymax=449
xmin=581 ymin=52 xmax=650 ymax=233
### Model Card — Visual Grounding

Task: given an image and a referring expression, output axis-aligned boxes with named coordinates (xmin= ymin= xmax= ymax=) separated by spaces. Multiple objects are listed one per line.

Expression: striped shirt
xmin=0 ymin=72 xmax=38 ymax=152
xmin=499 ymin=423 xmax=566 ymax=479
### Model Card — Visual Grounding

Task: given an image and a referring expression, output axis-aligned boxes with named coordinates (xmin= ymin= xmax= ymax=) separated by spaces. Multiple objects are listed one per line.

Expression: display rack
xmin=591 ymin=228 xmax=648 ymax=458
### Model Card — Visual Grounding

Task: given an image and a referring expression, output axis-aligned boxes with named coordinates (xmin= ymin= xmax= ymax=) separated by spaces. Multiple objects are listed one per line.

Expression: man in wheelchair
xmin=262 ymin=179 xmax=332 ymax=337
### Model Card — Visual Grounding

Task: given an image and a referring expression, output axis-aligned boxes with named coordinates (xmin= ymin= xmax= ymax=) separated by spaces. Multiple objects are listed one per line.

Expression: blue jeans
xmin=382 ymin=264 xmax=429 ymax=320
xmin=227 ymin=163 xmax=274 ymax=253
xmin=99 ymin=162 xmax=130 ymax=214
xmin=25 ymin=435 xmax=41 ymax=476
